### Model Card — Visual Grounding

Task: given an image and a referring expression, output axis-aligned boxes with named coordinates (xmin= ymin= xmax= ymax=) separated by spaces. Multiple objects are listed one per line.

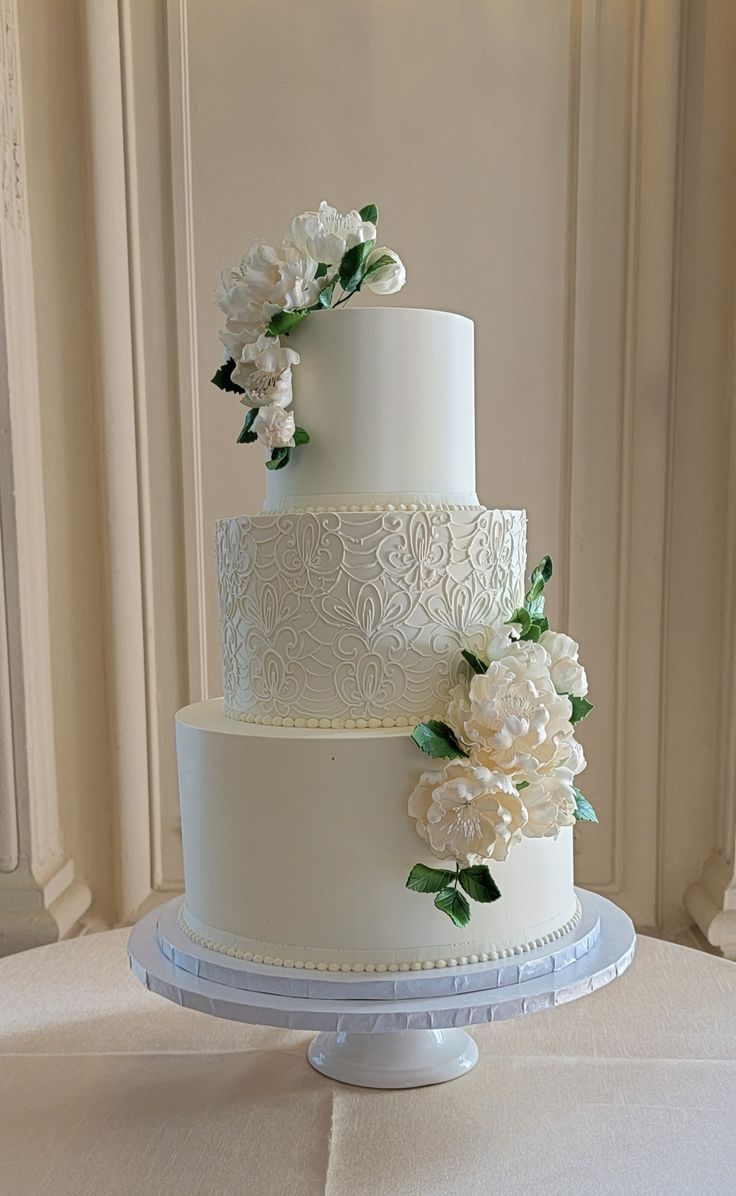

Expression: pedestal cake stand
xmin=128 ymin=889 xmax=635 ymax=1089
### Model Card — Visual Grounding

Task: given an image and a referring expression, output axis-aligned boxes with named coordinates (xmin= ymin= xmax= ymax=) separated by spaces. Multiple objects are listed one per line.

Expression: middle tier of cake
xmin=217 ymin=506 xmax=526 ymax=725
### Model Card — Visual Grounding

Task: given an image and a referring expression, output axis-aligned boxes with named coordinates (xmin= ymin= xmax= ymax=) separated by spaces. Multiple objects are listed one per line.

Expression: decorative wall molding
xmin=0 ymin=259 xmax=18 ymax=876
xmin=0 ymin=0 xmax=24 ymax=230
xmin=567 ymin=0 xmax=683 ymax=926
xmin=0 ymin=0 xmax=90 ymax=952
xmin=674 ymin=0 xmax=736 ymax=955
xmin=685 ymin=286 xmax=736 ymax=958
xmin=80 ymin=0 xmax=189 ymax=919
xmin=168 ymin=0 xmax=209 ymax=711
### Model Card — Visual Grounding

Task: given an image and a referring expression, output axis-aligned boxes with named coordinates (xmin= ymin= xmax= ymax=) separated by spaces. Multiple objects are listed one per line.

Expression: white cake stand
xmin=128 ymin=889 xmax=635 ymax=1089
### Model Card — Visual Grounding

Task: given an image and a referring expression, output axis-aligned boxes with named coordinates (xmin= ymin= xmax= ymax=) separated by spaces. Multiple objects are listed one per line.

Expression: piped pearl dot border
xmin=177 ymin=900 xmax=582 ymax=974
xmin=222 ymin=708 xmax=413 ymax=730
xmin=261 ymin=502 xmax=483 ymax=515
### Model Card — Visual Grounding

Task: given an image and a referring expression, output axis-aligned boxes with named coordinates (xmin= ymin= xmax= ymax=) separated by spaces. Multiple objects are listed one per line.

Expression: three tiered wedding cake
xmin=175 ymin=202 xmax=594 ymax=975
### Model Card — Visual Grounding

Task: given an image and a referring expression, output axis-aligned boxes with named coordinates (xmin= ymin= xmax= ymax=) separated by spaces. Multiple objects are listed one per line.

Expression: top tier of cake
xmin=263 ymin=307 xmax=478 ymax=512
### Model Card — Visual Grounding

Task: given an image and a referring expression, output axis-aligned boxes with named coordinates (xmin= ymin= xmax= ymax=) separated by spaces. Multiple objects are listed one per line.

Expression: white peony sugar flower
xmin=520 ymin=776 xmax=578 ymax=838
xmin=253 ymin=404 xmax=296 ymax=449
xmin=447 ymin=643 xmax=573 ymax=781
xmin=215 ymin=239 xmax=321 ymax=363
xmin=540 ymin=630 xmax=588 ymax=697
xmin=543 ymin=731 xmax=586 ymax=784
xmin=291 ymin=200 xmax=376 ymax=267
xmin=364 ymin=246 xmax=406 ymax=295
xmin=268 ymin=248 xmax=321 ymax=312
xmin=232 ymin=334 xmax=300 ymax=407
xmin=408 ymin=759 xmax=527 ymax=866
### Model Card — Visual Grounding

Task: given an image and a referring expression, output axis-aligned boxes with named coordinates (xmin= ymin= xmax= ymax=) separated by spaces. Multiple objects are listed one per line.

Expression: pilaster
xmin=0 ymin=0 xmax=91 ymax=953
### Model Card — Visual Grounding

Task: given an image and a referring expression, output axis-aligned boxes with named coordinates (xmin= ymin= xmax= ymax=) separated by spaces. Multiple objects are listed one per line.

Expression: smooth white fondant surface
xmin=176 ymin=702 xmax=577 ymax=967
xmin=216 ymin=508 xmax=526 ymax=723
xmin=179 ymin=899 xmax=582 ymax=972
xmin=264 ymin=308 xmax=477 ymax=508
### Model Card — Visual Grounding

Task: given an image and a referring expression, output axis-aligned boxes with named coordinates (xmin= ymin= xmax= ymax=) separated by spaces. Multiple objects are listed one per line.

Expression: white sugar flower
xmin=408 ymin=760 xmax=527 ymax=866
xmin=253 ymin=404 xmax=296 ymax=449
xmin=215 ymin=264 xmax=258 ymax=319
xmin=544 ymin=732 xmax=586 ymax=784
xmin=240 ymin=240 xmax=284 ymax=301
xmin=479 ymin=626 xmax=520 ymax=658
xmin=232 ymin=334 xmax=300 ymax=407
xmin=540 ymin=630 xmax=588 ymax=697
xmin=364 ymin=246 xmax=406 ymax=295
xmin=519 ymin=775 xmax=577 ymax=838
xmin=215 ymin=242 xmax=285 ymax=357
xmin=268 ymin=247 xmax=321 ymax=312
xmin=216 ymin=239 xmax=320 ymax=362
xmin=216 ymin=266 xmax=268 ymax=362
xmin=291 ymin=200 xmax=376 ymax=266
xmin=447 ymin=643 xmax=573 ymax=780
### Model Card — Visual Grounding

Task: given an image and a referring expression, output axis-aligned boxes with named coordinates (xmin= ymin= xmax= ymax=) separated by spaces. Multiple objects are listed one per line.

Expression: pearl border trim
xmin=261 ymin=502 xmax=483 ymax=515
xmin=222 ymin=706 xmax=414 ymax=729
xmin=177 ymin=900 xmax=582 ymax=973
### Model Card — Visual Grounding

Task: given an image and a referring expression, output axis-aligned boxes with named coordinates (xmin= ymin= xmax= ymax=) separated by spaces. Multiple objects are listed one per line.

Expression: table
xmin=1 ymin=928 xmax=735 ymax=1195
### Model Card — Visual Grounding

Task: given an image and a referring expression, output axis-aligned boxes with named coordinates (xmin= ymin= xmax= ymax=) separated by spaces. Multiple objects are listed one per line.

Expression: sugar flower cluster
xmin=405 ymin=557 xmax=597 ymax=928
xmin=212 ymin=201 xmax=406 ymax=470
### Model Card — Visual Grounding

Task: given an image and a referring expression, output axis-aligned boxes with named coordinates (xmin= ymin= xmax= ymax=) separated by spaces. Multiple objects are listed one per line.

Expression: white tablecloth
xmin=1 ymin=928 xmax=735 ymax=1195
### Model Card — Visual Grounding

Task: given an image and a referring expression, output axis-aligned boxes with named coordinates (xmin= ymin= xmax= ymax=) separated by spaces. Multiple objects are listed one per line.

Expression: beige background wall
xmin=1 ymin=0 xmax=735 ymax=948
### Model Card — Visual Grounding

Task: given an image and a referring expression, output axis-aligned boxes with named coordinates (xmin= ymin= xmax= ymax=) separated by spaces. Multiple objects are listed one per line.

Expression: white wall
xmin=2 ymin=0 xmax=735 ymax=944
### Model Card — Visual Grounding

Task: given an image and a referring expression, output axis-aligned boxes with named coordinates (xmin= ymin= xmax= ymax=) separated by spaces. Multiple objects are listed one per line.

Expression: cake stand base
xmin=129 ymin=890 xmax=635 ymax=1089
xmin=307 ymin=1028 xmax=479 ymax=1088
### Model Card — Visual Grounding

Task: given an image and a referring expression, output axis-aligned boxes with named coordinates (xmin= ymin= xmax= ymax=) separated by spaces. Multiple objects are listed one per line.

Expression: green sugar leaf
xmin=534 ymin=555 xmax=553 ymax=584
xmin=569 ymin=696 xmax=594 ymax=725
xmin=338 ymin=239 xmax=375 ymax=293
xmin=458 ymin=865 xmax=501 ymax=904
xmin=406 ymin=863 xmax=457 ymax=894
xmin=573 ymin=787 xmax=598 ymax=823
xmin=363 ymin=254 xmax=395 ymax=278
xmin=236 ymin=406 xmax=258 ymax=444
xmin=461 ymin=649 xmax=488 ymax=675
xmin=266 ymin=309 xmax=310 ymax=337
xmin=525 ymin=555 xmax=554 ymax=615
xmin=359 ymin=203 xmax=378 ymax=224
xmin=265 ymin=446 xmax=291 ymax=471
xmin=318 ymin=280 xmax=336 ymax=308
xmin=434 ymin=887 xmax=471 ymax=928
xmin=293 ymin=426 xmax=310 ymax=446
xmin=412 ymin=720 xmax=468 ymax=760
xmin=507 ymin=607 xmax=532 ymax=633
xmin=212 ymin=358 xmax=245 ymax=394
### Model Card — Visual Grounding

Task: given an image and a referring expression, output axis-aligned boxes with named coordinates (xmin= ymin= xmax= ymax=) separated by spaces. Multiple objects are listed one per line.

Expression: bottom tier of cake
xmin=175 ymin=701 xmax=579 ymax=971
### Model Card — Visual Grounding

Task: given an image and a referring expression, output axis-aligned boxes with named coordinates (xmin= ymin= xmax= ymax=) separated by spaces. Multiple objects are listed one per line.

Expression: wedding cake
xmin=175 ymin=203 xmax=595 ymax=974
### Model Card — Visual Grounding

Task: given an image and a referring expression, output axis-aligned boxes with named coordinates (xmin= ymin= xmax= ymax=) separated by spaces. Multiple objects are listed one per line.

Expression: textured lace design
xmin=216 ymin=509 xmax=526 ymax=722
